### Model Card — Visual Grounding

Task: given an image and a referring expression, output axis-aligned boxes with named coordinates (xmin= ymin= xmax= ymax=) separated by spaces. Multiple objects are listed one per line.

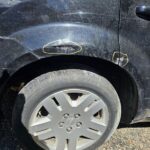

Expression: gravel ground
xmin=0 ymin=117 xmax=150 ymax=150
xmin=100 ymin=125 xmax=150 ymax=150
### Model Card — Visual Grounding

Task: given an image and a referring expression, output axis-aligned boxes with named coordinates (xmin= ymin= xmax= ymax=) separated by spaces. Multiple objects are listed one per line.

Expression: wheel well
xmin=0 ymin=55 xmax=138 ymax=124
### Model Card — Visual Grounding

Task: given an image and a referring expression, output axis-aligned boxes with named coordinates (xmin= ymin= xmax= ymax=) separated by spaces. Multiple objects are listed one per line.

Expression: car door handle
xmin=136 ymin=6 xmax=150 ymax=21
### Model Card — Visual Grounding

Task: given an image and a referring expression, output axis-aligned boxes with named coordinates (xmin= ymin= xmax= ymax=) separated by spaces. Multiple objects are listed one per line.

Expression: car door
xmin=119 ymin=0 xmax=150 ymax=119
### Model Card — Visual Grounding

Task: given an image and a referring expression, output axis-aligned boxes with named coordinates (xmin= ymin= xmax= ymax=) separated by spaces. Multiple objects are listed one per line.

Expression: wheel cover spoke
xmin=42 ymin=97 xmax=61 ymax=115
xmin=54 ymin=91 xmax=71 ymax=109
xmin=29 ymin=117 xmax=52 ymax=134
xmin=82 ymin=129 xmax=100 ymax=140
xmin=86 ymin=101 xmax=105 ymax=116
xmin=28 ymin=89 xmax=109 ymax=150
xmin=87 ymin=120 xmax=106 ymax=133
xmin=56 ymin=137 xmax=66 ymax=150
xmin=37 ymin=130 xmax=54 ymax=141
xmin=68 ymin=136 xmax=78 ymax=150
xmin=77 ymin=94 xmax=96 ymax=109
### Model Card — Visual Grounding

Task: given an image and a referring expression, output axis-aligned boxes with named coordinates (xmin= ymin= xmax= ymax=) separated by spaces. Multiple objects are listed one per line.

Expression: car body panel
xmin=0 ymin=0 xmax=119 ymax=75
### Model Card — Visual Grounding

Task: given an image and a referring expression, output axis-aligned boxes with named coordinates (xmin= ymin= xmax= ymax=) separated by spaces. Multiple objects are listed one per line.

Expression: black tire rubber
xmin=12 ymin=69 xmax=121 ymax=150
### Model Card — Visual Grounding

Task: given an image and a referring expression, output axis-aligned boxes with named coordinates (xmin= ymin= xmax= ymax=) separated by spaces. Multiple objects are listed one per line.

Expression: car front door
xmin=119 ymin=0 xmax=150 ymax=120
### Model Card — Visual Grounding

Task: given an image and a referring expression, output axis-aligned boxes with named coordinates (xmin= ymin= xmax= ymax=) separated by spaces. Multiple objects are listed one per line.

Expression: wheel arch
xmin=0 ymin=55 xmax=138 ymax=124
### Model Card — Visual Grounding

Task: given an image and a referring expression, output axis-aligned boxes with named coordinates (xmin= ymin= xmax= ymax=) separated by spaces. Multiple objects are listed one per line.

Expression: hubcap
xmin=28 ymin=89 xmax=109 ymax=150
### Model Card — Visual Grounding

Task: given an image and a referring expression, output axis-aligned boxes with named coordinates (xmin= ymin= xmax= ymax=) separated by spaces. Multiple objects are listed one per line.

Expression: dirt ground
xmin=0 ymin=117 xmax=149 ymax=150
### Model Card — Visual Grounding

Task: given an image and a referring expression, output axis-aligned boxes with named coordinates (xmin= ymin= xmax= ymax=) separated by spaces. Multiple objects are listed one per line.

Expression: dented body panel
xmin=0 ymin=0 xmax=149 ymax=122
xmin=0 ymin=0 xmax=119 ymax=74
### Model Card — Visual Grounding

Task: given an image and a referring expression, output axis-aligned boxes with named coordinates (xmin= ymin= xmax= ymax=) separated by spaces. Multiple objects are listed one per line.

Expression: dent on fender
xmin=42 ymin=39 xmax=83 ymax=55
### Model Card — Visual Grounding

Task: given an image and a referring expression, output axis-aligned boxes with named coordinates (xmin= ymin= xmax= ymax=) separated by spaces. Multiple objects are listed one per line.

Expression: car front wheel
xmin=12 ymin=69 xmax=121 ymax=150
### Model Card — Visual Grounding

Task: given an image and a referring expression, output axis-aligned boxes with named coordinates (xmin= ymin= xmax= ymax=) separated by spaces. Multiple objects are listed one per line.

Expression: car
xmin=0 ymin=0 xmax=149 ymax=150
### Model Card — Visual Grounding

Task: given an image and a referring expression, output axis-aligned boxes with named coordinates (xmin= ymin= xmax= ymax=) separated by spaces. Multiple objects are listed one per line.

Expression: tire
xmin=12 ymin=69 xmax=121 ymax=150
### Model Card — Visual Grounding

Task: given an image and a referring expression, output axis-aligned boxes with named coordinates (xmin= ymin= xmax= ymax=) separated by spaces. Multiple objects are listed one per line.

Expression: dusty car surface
xmin=0 ymin=0 xmax=150 ymax=150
